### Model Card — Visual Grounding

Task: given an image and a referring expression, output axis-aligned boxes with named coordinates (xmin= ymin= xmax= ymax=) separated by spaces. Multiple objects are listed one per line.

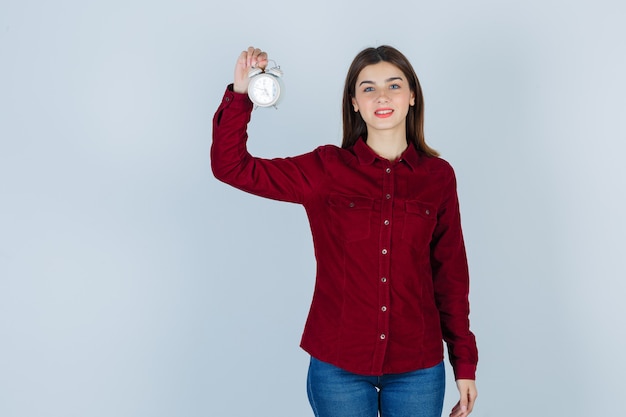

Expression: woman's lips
xmin=374 ymin=108 xmax=394 ymax=118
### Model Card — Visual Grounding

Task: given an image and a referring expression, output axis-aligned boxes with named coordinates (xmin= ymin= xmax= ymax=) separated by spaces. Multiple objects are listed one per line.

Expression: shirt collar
xmin=352 ymin=138 xmax=420 ymax=171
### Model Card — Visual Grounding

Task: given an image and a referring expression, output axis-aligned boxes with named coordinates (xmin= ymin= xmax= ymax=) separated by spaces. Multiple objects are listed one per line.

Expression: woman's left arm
xmin=430 ymin=162 xmax=478 ymax=380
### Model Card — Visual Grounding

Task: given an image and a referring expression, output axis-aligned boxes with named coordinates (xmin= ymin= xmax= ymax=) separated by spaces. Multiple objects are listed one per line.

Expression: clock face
xmin=249 ymin=75 xmax=279 ymax=106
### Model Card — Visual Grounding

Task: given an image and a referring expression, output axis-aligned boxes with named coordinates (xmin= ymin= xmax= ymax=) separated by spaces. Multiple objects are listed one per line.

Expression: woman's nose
xmin=376 ymin=91 xmax=390 ymax=103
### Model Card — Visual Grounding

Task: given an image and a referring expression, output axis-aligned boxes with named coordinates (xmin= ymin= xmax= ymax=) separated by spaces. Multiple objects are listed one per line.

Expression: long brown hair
xmin=341 ymin=45 xmax=439 ymax=157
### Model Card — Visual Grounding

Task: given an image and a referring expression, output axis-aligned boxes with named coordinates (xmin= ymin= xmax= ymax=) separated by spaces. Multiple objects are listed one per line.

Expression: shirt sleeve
xmin=211 ymin=85 xmax=323 ymax=204
xmin=430 ymin=163 xmax=478 ymax=380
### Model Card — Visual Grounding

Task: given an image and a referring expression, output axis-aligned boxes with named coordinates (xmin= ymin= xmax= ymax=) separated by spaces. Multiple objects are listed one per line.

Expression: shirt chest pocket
xmin=401 ymin=200 xmax=437 ymax=248
xmin=328 ymin=194 xmax=376 ymax=242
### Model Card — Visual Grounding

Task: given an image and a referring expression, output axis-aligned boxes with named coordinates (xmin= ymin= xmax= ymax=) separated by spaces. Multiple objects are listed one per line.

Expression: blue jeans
xmin=307 ymin=357 xmax=445 ymax=417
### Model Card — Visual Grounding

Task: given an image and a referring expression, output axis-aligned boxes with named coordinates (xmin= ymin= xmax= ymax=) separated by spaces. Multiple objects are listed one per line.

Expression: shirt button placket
xmin=373 ymin=162 xmax=394 ymax=372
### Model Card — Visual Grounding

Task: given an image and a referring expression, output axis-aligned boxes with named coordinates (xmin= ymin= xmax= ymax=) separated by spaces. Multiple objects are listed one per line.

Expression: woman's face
xmin=351 ymin=62 xmax=415 ymax=138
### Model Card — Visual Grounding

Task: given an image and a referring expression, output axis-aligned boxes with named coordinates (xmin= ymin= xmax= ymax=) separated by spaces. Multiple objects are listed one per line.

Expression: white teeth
xmin=376 ymin=110 xmax=392 ymax=115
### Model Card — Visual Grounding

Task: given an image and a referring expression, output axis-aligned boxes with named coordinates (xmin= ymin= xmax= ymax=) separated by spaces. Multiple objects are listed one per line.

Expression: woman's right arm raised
xmin=211 ymin=47 xmax=320 ymax=205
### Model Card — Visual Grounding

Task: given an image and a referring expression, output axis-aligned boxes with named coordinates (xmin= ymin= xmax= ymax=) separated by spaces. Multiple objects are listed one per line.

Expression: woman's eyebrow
xmin=358 ymin=76 xmax=404 ymax=86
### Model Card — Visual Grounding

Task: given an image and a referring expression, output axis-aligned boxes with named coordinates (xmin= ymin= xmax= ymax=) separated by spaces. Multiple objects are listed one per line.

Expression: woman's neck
xmin=365 ymin=132 xmax=408 ymax=161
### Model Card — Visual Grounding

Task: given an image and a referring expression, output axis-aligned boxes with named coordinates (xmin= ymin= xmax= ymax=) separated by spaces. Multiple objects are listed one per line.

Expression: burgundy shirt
xmin=211 ymin=86 xmax=478 ymax=380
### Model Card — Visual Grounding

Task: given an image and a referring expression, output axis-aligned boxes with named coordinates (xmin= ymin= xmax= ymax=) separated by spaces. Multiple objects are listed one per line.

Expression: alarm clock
xmin=247 ymin=62 xmax=284 ymax=108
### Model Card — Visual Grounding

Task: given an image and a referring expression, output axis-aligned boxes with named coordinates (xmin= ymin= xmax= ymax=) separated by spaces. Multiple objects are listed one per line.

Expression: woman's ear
xmin=410 ymin=92 xmax=416 ymax=106
xmin=351 ymin=97 xmax=359 ymax=112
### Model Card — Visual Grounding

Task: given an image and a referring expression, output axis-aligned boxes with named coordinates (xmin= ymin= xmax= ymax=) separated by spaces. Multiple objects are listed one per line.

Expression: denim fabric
xmin=307 ymin=357 xmax=445 ymax=417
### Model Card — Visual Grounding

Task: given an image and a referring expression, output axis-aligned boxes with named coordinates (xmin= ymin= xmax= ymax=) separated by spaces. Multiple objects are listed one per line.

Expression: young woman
xmin=212 ymin=46 xmax=478 ymax=417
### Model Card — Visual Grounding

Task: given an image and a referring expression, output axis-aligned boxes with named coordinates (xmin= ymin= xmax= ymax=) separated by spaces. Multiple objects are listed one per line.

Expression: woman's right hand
xmin=233 ymin=46 xmax=269 ymax=94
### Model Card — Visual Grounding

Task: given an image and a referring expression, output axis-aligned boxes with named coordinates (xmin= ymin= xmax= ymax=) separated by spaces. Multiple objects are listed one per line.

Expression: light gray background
xmin=1 ymin=1 xmax=625 ymax=416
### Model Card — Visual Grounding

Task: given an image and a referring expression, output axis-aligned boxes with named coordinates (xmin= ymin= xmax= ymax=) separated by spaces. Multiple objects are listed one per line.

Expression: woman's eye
xmin=364 ymin=87 xmax=374 ymax=92
xmin=390 ymin=84 xmax=400 ymax=89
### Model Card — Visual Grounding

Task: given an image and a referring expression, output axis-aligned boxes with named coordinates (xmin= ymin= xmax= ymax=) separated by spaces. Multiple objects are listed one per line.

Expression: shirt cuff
xmin=453 ymin=363 xmax=477 ymax=380
xmin=221 ymin=84 xmax=253 ymax=111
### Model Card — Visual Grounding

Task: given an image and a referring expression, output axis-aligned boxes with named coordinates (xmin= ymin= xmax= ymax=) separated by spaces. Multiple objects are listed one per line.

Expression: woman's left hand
xmin=449 ymin=379 xmax=477 ymax=417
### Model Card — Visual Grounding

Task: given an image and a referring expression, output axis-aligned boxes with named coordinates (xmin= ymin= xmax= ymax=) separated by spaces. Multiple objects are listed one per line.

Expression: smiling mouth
xmin=375 ymin=109 xmax=393 ymax=117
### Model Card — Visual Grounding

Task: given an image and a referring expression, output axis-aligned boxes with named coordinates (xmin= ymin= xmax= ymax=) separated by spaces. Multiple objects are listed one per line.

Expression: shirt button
xmin=381 ymin=306 xmax=387 ymax=312
xmin=349 ymin=202 xmax=355 ymax=208
xmin=381 ymin=249 xmax=388 ymax=255
xmin=384 ymin=219 xmax=390 ymax=226
xmin=385 ymin=194 xmax=391 ymax=199
xmin=425 ymin=209 xmax=430 ymax=215
xmin=381 ymin=277 xmax=387 ymax=283
xmin=380 ymin=334 xmax=386 ymax=340
xmin=385 ymin=168 xmax=391 ymax=174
